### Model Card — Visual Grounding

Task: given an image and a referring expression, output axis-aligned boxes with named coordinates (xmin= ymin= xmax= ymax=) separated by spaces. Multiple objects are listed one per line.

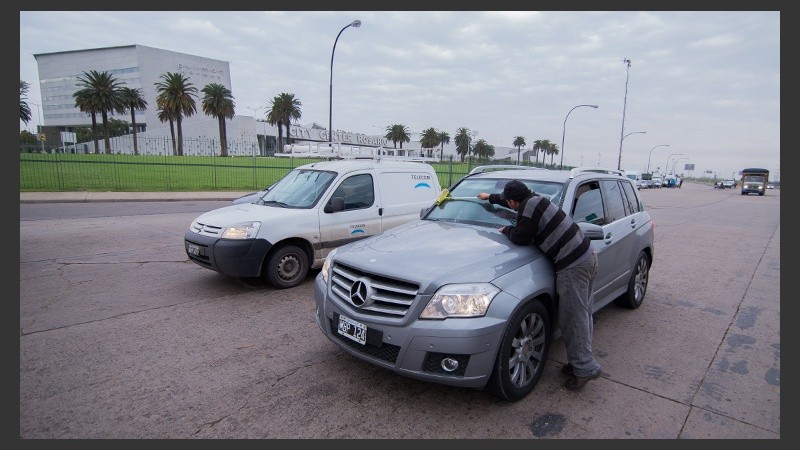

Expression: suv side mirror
xmin=324 ymin=197 xmax=345 ymax=213
xmin=578 ymin=222 xmax=604 ymax=240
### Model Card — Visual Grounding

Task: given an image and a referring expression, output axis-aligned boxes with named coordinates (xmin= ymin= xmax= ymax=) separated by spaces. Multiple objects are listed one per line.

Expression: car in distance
xmin=314 ymin=166 xmax=655 ymax=401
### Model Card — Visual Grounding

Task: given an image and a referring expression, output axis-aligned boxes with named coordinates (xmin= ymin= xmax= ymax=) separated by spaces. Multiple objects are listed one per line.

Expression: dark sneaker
xmin=561 ymin=363 xmax=574 ymax=376
xmin=564 ymin=370 xmax=602 ymax=390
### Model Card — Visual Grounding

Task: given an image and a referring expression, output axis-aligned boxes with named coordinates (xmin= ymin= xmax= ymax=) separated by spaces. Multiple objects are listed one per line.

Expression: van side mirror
xmin=324 ymin=197 xmax=345 ymax=213
xmin=578 ymin=222 xmax=604 ymax=240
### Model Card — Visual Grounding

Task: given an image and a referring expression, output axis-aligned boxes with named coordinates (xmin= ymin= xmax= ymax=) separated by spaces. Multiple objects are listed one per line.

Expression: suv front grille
xmin=330 ymin=262 xmax=419 ymax=318
xmin=327 ymin=317 xmax=400 ymax=364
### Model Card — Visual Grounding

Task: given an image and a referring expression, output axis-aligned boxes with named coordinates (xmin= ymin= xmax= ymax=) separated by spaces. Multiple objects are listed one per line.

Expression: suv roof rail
xmin=569 ymin=166 xmax=625 ymax=178
xmin=468 ymin=164 xmax=545 ymax=175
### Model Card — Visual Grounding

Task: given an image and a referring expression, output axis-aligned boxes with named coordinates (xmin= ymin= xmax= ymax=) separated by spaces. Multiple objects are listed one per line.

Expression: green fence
xmin=19 ymin=152 xmax=553 ymax=192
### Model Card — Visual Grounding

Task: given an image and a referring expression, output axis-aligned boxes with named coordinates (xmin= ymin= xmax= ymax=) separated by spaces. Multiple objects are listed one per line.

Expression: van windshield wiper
xmin=261 ymin=200 xmax=289 ymax=208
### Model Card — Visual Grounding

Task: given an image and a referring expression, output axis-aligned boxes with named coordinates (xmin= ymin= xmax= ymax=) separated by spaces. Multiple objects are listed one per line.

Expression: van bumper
xmin=184 ymin=231 xmax=272 ymax=277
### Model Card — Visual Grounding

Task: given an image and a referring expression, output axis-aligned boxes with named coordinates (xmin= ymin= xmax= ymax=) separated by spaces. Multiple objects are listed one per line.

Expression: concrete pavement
xmin=19 ymin=191 xmax=252 ymax=203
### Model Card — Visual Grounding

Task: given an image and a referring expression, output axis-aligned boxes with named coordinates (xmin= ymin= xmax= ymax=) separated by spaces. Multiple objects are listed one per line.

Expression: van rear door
xmin=375 ymin=169 xmax=440 ymax=230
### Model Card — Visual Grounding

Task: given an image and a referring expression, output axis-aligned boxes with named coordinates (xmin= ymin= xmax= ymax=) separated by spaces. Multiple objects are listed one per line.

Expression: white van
xmin=184 ymin=159 xmax=442 ymax=289
xmin=624 ymin=170 xmax=643 ymax=190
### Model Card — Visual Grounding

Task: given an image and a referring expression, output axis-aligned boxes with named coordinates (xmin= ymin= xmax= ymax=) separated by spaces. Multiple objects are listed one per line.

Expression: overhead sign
xmin=684 ymin=163 xmax=695 ymax=171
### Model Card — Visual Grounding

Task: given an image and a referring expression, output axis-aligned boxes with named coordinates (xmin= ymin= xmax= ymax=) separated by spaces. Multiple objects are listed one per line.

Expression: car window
xmin=571 ymin=181 xmax=605 ymax=225
xmin=600 ymin=180 xmax=627 ymax=223
xmin=330 ymin=174 xmax=374 ymax=210
xmin=620 ymin=180 xmax=640 ymax=214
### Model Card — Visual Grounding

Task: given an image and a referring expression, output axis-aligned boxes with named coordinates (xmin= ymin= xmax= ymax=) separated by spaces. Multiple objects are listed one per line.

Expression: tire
xmin=264 ymin=244 xmax=309 ymax=289
xmin=615 ymin=251 xmax=650 ymax=309
xmin=487 ymin=299 xmax=551 ymax=401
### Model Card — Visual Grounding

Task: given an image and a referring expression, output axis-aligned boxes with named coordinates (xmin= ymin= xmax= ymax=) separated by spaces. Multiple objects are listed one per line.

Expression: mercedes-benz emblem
xmin=349 ymin=279 xmax=371 ymax=307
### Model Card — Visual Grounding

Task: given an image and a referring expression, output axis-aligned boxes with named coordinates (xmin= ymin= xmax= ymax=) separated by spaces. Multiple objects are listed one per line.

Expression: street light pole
xmin=646 ymin=144 xmax=669 ymax=174
xmin=617 ymin=58 xmax=632 ymax=170
xmin=560 ymin=104 xmax=598 ymax=170
xmin=32 ymin=102 xmax=44 ymax=152
xmin=329 ymin=19 xmax=361 ymax=144
xmin=664 ymin=153 xmax=682 ymax=176
xmin=619 ymin=130 xmax=646 ymax=169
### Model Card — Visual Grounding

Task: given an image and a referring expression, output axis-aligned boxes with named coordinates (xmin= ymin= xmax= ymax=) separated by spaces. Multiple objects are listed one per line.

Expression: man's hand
xmin=477 ymin=192 xmax=490 ymax=200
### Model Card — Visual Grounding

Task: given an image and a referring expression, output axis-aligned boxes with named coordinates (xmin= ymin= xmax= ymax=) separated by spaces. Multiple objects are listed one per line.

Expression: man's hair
xmin=502 ymin=180 xmax=531 ymax=201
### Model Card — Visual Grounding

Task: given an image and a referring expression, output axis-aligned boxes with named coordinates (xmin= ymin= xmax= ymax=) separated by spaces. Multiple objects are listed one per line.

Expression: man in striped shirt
xmin=478 ymin=180 xmax=602 ymax=390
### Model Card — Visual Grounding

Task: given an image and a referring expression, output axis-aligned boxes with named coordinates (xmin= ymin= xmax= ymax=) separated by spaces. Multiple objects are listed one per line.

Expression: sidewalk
xmin=19 ymin=191 xmax=252 ymax=203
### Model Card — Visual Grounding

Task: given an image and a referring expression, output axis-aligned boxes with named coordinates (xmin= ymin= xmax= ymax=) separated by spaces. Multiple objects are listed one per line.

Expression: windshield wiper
xmin=261 ymin=200 xmax=289 ymax=208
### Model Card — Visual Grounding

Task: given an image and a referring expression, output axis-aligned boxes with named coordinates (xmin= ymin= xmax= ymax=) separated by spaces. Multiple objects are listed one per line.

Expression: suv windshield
xmin=424 ymin=178 xmax=564 ymax=228
xmin=258 ymin=169 xmax=337 ymax=208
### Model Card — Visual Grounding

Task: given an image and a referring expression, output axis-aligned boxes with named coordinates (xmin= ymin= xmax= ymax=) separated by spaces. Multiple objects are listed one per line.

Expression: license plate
xmin=337 ymin=314 xmax=367 ymax=345
xmin=187 ymin=243 xmax=201 ymax=256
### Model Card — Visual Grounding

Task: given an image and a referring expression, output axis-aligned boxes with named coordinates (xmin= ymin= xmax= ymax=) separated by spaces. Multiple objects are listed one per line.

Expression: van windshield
xmin=258 ymin=169 xmax=337 ymax=208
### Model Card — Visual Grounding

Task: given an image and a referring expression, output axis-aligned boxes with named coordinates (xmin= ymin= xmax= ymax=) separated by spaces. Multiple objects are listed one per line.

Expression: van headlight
xmin=221 ymin=221 xmax=261 ymax=239
xmin=321 ymin=248 xmax=337 ymax=283
xmin=420 ymin=283 xmax=500 ymax=319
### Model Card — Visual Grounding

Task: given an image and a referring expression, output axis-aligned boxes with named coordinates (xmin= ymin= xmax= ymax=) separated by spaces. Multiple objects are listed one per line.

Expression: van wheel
xmin=265 ymin=245 xmax=308 ymax=289
xmin=615 ymin=251 xmax=650 ymax=309
xmin=486 ymin=299 xmax=550 ymax=401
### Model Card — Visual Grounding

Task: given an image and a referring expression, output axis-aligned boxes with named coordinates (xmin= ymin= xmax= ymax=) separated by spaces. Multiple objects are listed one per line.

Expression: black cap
xmin=502 ymin=180 xmax=531 ymax=201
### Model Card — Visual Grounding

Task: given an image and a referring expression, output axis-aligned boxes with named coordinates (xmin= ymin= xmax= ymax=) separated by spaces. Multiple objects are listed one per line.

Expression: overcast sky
xmin=19 ymin=10 xmax=780 ymax=179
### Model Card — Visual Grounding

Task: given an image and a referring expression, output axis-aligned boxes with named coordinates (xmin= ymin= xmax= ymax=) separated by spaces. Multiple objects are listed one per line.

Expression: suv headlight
xmin=421 ymin=283 xmax=500 ymax=319
xmin=321 ymin=248 xmax=337 ymax=283
xmin=221 ymin=221 xmax=261 ymax=239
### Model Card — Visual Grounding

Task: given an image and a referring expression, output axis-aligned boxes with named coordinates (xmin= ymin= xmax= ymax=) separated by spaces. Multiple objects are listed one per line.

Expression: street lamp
xmin=560 ymin=104 xmax=598 ymax=169
xmin=617 ymin=58 xmax=632 ymax=170
xmin=328 ymin=19 xmax=361 ymax=143
xmin=646 ymin=144 xmax=669 ymax=174
xmin=31 ymin=102 xmax=44 ymax=152
xmin=664 ymin=153 xmax=682 ymax=176
xmin=618 ymin=130 xmax=646 ymax=169
xmin=673 ymin=157 xmax=689 ymax=174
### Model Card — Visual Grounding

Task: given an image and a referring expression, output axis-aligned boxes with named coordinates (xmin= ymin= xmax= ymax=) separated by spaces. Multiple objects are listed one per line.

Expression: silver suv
xmin=313 ymin=166 xmax=655 ymax=401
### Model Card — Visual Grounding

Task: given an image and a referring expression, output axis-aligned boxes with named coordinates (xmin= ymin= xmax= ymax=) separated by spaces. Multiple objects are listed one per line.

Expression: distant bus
xmin=740 ymin=168 xmax=769 ymax=196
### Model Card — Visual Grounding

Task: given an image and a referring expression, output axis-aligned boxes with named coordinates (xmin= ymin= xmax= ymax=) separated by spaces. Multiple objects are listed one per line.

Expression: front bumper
xmin=313 ymin=274 xmax=510 ymax=389
xmin=184 ymin=231 xmax=271 ymax=277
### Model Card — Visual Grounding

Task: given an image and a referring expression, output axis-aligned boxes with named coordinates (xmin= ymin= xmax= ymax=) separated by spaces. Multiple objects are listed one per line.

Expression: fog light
xmin=441 ymin=357 xmax=459 ymax=372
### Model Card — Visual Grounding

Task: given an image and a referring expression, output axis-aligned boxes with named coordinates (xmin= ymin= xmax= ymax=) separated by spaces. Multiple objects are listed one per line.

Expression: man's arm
xmin=477 ymin=192 xmax=510 ymax=208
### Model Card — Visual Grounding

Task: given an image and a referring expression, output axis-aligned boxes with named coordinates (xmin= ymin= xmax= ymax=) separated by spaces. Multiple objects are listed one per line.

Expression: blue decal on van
xmin=350 ymin=229 xmax=365 ymax=235
xmin=414 ymin=182 xmax=432 ymax=189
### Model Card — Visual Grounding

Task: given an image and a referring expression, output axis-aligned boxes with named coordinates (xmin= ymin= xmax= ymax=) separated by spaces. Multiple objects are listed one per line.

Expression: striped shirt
xmin=488 ymin=193 xmax=591 ymax=271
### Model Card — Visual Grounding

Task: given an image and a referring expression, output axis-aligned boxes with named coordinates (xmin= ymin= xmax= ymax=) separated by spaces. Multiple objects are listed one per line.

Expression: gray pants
xmin=556 ymin=250 xmax=602 ymax=378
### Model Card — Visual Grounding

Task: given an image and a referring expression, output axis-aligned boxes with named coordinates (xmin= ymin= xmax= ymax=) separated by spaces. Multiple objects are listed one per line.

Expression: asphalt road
xmin=18 ymin=182 xmax=781 ymax=439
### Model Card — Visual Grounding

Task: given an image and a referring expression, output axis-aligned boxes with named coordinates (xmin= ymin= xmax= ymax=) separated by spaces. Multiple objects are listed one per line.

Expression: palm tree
xmin=157 ymin=104 xmax=178 ymax=155
xmin=20 ymin=79 xmax=32 ymax=124
xmin=75 ymin=70 xmax=123 ymax=154
xmin=267 ymin=93 xmax=302 ymax=152
xmin=73 ymin=88 xmax=102 ymax=153
xmin=419 ymin=127 xmax=440 ymax=156
xmin=532 ymin=139 xmax=545 ymax=165
xmin=547 ymin=141 xmax=559 ymax=166
xmin=384 ymin=124 xmax=411 ymax=149
xmin=118 ymin=87 xmax=148 ymax=155
xmin=155 ymin=72 xmax=198 ymax=156
xmin=540 ymin=139 xmax=553 ymax=166
xmin=201 ymin=83 xmax=236 ymax=157
xmin=472 ymin=139 xmax=495 ymax=160
xmin=437 ymin=131 xmax=450 ymax=161
xmin=454 ymin=127 xmax=471 ymax=162
xmin=265 ymin=105 xmax=284 ymax=153
xmin=512 ymin=136 xmax=526 ymax=165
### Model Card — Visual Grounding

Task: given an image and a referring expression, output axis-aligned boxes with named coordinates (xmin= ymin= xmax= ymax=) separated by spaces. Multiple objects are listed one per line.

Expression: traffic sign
xmin=38 ymin=133 xmax=46 ymax=141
